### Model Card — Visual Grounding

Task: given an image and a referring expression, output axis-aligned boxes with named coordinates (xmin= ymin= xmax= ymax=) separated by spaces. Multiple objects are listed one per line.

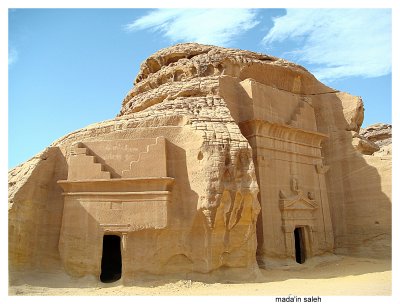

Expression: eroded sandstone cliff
xmin=9 ymin=43 xmax=391 ymax=284
xmin=360 ymin=123 xmax=392 ymax=156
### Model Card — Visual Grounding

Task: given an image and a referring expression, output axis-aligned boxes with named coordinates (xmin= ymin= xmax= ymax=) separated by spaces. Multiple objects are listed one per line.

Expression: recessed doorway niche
xmin=100 ymin=235 xmax=122 ymax=283
xmin=294 ymin=227 xmax=306 ymax=264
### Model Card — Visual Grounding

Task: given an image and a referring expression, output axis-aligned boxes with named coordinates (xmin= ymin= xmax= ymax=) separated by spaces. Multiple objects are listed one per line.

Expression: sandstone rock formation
xmin=360 ymin=123 xmax=392 ymax=156
xmin=8 ymin=43 xmax=391 ymax=284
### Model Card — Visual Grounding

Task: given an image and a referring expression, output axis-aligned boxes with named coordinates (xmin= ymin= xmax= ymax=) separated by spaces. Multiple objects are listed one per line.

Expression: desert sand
xmin=9 ymin=255 xmax=391 ymax=296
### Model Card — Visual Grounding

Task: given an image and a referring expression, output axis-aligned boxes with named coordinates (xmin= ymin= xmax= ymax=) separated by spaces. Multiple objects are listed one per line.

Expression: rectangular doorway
xmin=100 ymin=235 xmax=122 ymax=283
xmin=294 ymin=227 xmax=306 ymax=264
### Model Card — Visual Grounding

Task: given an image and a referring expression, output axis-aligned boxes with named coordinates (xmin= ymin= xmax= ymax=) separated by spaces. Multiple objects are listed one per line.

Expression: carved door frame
xmin=279 ymin=191 xmax=318 ymax=259
xmin=100 ymin=224 xmax=130 ymax=282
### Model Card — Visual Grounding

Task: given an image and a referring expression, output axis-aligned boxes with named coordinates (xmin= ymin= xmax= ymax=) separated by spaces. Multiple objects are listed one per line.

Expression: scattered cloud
xmin=263 ymin=9 xmax=391 ymax=82
xmin=9 ymin=47 xmax=18 ymax=66
xmin=125 ymin=9 xmax=259 ymax=47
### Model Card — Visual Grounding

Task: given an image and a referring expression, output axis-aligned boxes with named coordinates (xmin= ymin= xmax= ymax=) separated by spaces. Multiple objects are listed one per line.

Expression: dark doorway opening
xmin=255 ymin=205 xmax=265 ymax=267
xmin=100 ymin=235 xmax=122 ymax=283
xmin=294 ymin=227 xmax=306 ymax=264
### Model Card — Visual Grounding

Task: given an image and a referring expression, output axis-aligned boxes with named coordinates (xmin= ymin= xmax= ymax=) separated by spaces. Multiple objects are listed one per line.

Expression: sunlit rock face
xmin=359 ymin=123 xmax=392 ymax=156
xmin=9 ymin=43 xmax=391 ymax=284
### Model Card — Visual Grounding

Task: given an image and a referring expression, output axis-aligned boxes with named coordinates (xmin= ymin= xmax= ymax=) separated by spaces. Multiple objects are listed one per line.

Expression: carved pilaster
xmin=279 ymin=178 xmax=318 ymax=259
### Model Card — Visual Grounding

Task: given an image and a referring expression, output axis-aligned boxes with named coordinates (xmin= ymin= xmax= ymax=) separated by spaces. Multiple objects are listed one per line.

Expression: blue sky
xmin=8 ymin=8 xmax=392 ymax=169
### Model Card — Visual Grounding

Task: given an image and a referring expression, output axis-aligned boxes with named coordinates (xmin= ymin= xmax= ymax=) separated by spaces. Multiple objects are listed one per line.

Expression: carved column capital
xmin=315 ymin=164 xmax=329 ymax=174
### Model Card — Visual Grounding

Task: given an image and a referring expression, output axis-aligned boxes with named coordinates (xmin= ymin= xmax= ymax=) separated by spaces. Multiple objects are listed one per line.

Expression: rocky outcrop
xmin=9 ymin=43 xmax=391 ymax=284
xmin=360 ymin=123 xmax=392 ymax=147
xmin=360 ymin=123 xmax=392 ymax=156
xmin=119 ymin=43 xmax=335 ymax=117
xmin=351 ymin=132 xmax=380 ymax=155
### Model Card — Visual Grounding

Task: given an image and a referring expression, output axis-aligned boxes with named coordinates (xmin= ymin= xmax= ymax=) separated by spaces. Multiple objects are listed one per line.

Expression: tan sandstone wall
xmin=311 ymin=92 xmax=391 ymax=258
xmin=9 ymin=147 xmax=67 ymax=273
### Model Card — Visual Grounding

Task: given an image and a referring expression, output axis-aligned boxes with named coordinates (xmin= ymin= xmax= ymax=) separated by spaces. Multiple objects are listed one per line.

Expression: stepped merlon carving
xmin=122 ymin=137 xmax=167 ymax=178
xmin=68 ymin=142 xmax=111 ymax=180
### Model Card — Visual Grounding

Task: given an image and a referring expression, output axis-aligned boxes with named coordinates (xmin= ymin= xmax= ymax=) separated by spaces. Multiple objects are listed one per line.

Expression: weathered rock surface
xmin=351 ymin=132 xmax=380 ymax=155
xmin=9 ymin=43 xmax=391 ymax=285
xmin=360 ymin=123 xmax=392 ymax=156
xmin=360 ymin=123 xmax=392 ymax=147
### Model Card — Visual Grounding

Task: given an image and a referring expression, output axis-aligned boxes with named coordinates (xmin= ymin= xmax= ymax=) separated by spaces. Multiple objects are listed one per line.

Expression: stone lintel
xmin=239 ymin=119 xmax=328 ymax=148
xmin=57 ymin=177 xmax=175 ymax=193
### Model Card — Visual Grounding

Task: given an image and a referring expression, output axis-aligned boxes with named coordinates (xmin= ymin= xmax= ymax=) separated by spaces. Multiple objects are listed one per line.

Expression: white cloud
xmin=263 ymin=9 xmax=391 ymax=82
xmin=9 ymin=47 xmax=18 ymax=66
xmin=125 ymin=9 xmax=259 ymax=47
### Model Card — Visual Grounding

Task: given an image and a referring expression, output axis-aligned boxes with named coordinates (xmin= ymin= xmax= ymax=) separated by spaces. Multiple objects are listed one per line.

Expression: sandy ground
xmin=9 ymin=255 xmax=391 ymax=296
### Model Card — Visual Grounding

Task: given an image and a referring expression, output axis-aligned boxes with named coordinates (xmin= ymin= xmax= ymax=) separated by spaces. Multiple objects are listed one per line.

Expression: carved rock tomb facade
xmin=8 ymin=43 xmax=391 ymax=283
